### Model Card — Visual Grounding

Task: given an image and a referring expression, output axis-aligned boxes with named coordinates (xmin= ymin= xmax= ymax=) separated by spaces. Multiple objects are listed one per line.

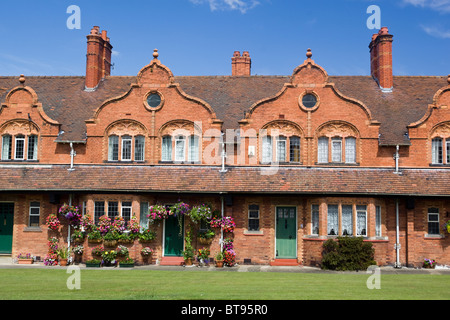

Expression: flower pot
xmin=103 ymin=240 xmax=117 ymax=247
xmin=185 ymin=258 xmax=193 ymax=266
xmin=215 ymin=260 xmax=224 ymax=268
xmin=85 ymin=262 xmax=100 ymax=268
xmin=88 ymin=239 xmax=102 ymax=244
xmin=198 ymin=237 xmax=213 ymax=245
xmin=18 ymin=259 xmax=34 ymax=265
xmin=142 ymin=256 xmax=153 ymax=265
xmin=119 ymin=263 xmax=135 ymax=268
xmin=59 ymin=259 xmax=68 ymax=266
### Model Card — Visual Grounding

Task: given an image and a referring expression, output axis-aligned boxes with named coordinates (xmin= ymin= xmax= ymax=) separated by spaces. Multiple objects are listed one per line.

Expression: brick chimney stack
xmin=232 ymin=51 xmax=251 ymax=76
xmin=369 ymin=27 xmax=393 ymax=92
xmin=85 ymin=26 xmax=113 ymax=91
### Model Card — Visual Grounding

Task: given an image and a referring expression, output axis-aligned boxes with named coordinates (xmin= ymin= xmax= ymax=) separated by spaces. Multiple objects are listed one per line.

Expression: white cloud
xmin=420 ymin=24 xmax=450 ymax=38
xmin=190 ymin=0 xmax=260 ymax=13
xmin=402 ymin=0 xmax=450 ymax=13
xmin=112 ymin=50 xmax=120 ymax=57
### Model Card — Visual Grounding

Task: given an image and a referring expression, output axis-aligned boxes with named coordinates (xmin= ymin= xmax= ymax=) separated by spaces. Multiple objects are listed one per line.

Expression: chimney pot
xmin=231 ymin=51 xmax=251 ymax=76
xmin=85 ymin=26 xmax=113 ymax=91
xmin=369 ymin=27 xmax=393 ymax=92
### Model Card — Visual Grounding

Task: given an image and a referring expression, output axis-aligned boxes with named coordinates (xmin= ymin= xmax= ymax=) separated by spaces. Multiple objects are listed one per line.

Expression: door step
xmin=270 ymin=259 xmax=300 ymax=266
xmin=160 ymin=256 xmax=184 ymax=266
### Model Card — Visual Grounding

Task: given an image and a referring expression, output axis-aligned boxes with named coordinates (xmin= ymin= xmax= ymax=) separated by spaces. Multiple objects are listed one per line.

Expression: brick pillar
xmin=369 ymin=27 xmax=393 ymax=92
xmin=231 ymin=51 xmax=251 ymax=76
xmin=406 ymin=208 xmax=415 ymax=267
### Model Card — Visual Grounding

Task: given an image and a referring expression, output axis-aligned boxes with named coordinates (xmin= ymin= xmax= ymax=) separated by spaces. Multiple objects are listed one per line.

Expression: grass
xmin=0 ymin=268 xmax=449 ymax=300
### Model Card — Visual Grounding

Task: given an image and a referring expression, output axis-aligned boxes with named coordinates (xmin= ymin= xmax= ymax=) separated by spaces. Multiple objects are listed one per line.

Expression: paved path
xmin=1 ymin=256 xmax=449 ymax=274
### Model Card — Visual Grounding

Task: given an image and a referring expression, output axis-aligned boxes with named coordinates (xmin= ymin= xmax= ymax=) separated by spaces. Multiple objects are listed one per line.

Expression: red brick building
xmin=0 ymin=26 xmax=449 ymax=267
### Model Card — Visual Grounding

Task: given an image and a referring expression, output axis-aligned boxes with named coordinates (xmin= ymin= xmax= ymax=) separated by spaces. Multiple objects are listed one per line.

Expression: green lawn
xmin=0 ymin=268 xmax=448 ymax=300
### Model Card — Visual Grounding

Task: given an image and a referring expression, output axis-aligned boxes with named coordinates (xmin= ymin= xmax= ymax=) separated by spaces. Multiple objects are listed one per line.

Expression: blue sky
xmin=0 ymin=0 xmax=449 ymax=77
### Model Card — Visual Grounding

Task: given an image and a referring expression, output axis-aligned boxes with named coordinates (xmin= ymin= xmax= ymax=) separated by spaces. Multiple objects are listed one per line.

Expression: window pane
xmin=290 ymin=136 xmax=300 ymax=162
xmin=447 ymin=139 xmax=450 ymax=164
xmin=122 ymin=136 xmax=132 ymax=161
xmin=94 ymin=201 xmax=105 ymax=224
xmin=276 ymin=137 xmax=286 ymax=162
xmin=135 ymin=136 xmax=145 ymax=161
xmin=331 ymin=138 xmax=342 ymax=162
xmin=248 ymin=204 xmax=260 ymax=231
xmin=432 ymin=138 xmax=443 ymax=164
xmin=262 ymin=136 xmax=272 ymax=163
xmin=27 ymin=135 xmax=38 ymax=160
xmin=121 ymin=201 xmax=132 ymax=222
xmin=189 ymin=135 xmax=199 ymax=162
xmin=140 ymin=202 xmax=149 ymax=231
xmin=318 ymin=137 xmax=328 ymax=163
xmin=311 ymin=205 xmax=319 ymax=235
xmin=15 ymin=136 xmax=25 ymax=160
xmin=175 ymin=136 xmax=185 ymax=161
xmin=356 ymin=205 xmax=367 ymax=236
xmin=327 ymin=205 xmax=338 ymax=235
xmin=108 ymin=136 xmax=119 ymax=161
xmin=375 ymin=206 xmax=382 ymax=237
xmin=342 ymin=205 xmax=353 ymax=236
xmin=108 ymin=201 xmax=119 ymax=218
xmin=428 ymin=208 xmax=439 ymax=235
xmin=345 ymin=137 xmax=356 ymax=163
xmin=162 ymin=136 xmax=172 ymax=161
xmin=29 ymin=202 xmax=40 ymax=227
xmin=2 ymin=135 xmax=11 ymax=160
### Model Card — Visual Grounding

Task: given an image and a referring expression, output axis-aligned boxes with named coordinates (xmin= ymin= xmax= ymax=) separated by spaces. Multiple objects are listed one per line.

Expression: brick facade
xmin=0 ymin=26 xmax=449 ymax=267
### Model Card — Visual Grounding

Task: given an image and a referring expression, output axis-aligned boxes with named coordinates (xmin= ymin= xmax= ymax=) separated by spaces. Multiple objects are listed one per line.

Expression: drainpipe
xmin=394 ymin=199 xmax=401 ymax=268
xmin=393 ymin=145 xmax=400 ymax=174
xmin=68 ymin=143 xmax=76 ymax=171
xmin=68 ymin=194 xmax=73 ymax=249
xmin=220 ymin=195 xmax=224 ymax=252
xmin=219 ymin=133 xmax=227 ymax=173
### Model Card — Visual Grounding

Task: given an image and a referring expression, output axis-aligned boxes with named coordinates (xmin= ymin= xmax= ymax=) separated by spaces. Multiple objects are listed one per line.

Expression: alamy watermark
xmin=366 ymin=265 xmax=381 ymax=289
xmin=66 ymin=265 xmax=81 ymax=290
xmin=67 ymin=5 xmax=81 ymax=30
xmin=367 ymin=5 xmax=381 ymax=30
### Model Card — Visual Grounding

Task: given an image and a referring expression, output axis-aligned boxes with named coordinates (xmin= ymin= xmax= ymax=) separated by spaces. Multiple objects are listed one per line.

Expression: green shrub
xmin=321 ymin=237 xmax=376 ymax=271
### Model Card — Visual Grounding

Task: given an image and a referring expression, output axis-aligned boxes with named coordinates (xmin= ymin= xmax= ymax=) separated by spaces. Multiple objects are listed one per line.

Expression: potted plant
xmin=141 ymin=247 xmax=153 ymax=264
xmin=138 ymin=228 xmax=157 ymax=244
xmin=71 ymin=229 xmax=85 ymax=244
xmin=58 ymin=246 xmax=71 ymax=266
xmin=182 ymin=229 xmax=194 ymax=266
xmin=87 ymin=230 xmax=102 ymax=244
xmin=197 ymin=228 xmax=215 ymax=245
xmin=58 ymin=203 xmax=82 ymax=227
xmin=91 ymin=245 xmax=105 ymax=257
xmin=115 ymin=245 xmax=129 ymax=262
xmin=196 ymin=247 xmax=210 ymax=267
xmin=189 ymin=204 xmax=212 ymax=225
xmin=118 ymin=232 xmax=133 ymax=244
xmin=72 ymin=245 xmax=84 ymax=264
xmin=215 ymin=251 xmax=224 ymax=268
xmin=147 ymin=204 xmax=172 ymax=224
xmin=443 ymin=220 xmax=450 ymax=234
xmin=85 ymin=259 xmax=101 ymax=268
xmin=46 ymin=214 xmax=61 ymax=232
xmin=101 ymin=250 xmax=117 ymax=267
xmin=423 ymin=258 xmax=437 ymax=269
xmin=103 ymin=231 xmax=119 ymax=247
xmin=119 ymin=257 xmax=135 ymax=268
xmin=17 ymin=253 xmax=34 ymax=264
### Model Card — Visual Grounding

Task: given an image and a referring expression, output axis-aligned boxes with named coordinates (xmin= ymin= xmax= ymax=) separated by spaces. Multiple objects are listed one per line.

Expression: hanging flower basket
xmin=46 ymin=214 xmax=61 ymax=231
xmin=148 ymin=204 xmax=172 ymax=224
xmin=58 ymin=203 xmax=82 ymax=227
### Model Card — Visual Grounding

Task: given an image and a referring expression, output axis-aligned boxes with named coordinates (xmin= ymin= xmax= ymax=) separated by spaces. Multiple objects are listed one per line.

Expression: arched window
xmin=108 ymin=135 xmax=145 ymax=162
xmin=161 ymin=136 xmax=172 ymax=162
xmin=317 ymin=136 xmax=357 ymax=164
xmin=431 ymin=137 xmax=449 ymax=165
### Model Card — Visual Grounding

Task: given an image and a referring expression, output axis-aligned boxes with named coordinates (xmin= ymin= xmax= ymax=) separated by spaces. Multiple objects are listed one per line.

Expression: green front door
xmin=276 ymin=207 xmax=297 ymax=259
xmin=0 ymin=203 xmax=14 ymax=254
xmin=164 ymin=216 xmax=184 ymax=256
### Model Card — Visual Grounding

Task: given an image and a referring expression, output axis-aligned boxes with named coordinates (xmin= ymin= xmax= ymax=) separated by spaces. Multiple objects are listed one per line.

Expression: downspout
xmin=393 ymin=145 xmax=400 ymax=174
xmin=395 ymin=199 xmax=401 ymax=268
xmin=68 ymin=143 xmax=76 ymax=171
xmin=220 ymin=195 xmax=224 ymax=252
xmin=68 ymin=194 xmax=73 ymax=250
xmin=219 ymin=132 xmax=227 ymax=173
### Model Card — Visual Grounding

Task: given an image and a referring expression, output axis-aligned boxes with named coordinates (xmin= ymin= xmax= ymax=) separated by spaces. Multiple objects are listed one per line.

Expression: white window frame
xmin=248 ymin=204 xmax=260 ymax=232
xmin=276 ymin=136 xmax=287 ymax=163
xmin=356 ymin=205 xmax=367 ymax=236
xmin=108 ymin=135 xmax=119 ymax=161
xmin=311 ymin=204 xmax=319 ymax=235
xmin=432 ymin=137 xmax=443 ymax=164
xmin=427 ymin=208 xmax=440 ymax=235
xmin=29 ymin=202 xmax=40 ymax=227
xmin=331 ymin=137 xmax=342 ymax=163
xmin=161 ymin=136 xmax=172 ymax=162
xmin=121 ymin=135 xmax=132 ymax=162
xmin=175 ymin=136 xmax=186 ymax=162
xmin=121 ymin=201 xmax=132 ymax=222
xmin=14 ymin=135 xmax=25 ymax=160
xmin=262 ymin=136 xmax=272 ymax=164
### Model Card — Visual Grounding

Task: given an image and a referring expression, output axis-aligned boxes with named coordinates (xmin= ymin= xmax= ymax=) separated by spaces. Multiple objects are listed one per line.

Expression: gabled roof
xmin=0 ymin=75 xmax=447 ymax=145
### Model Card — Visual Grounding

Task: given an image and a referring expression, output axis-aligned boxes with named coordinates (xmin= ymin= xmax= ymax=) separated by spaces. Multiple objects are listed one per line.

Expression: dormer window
xmin=108 ymin=135 xmax=145 ymax=162
xmin=1 ymin=133 xmax=38 ymax=161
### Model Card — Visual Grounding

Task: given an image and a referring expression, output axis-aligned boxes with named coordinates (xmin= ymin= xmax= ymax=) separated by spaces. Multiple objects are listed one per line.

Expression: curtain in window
xmin=108 ymin=136 xmax=119 ymax=161
xmin=341 ymin=205 xmax=353 ymax=236
xmin=27 ymin=135 xmax=38 ymax=160
xmin=276 ymin=137 xmax=286 ymax=162
xmin=318 ymin=137 xmax=328 ymax=163
xmin=311 ymin=205 xmax=319 ymax=235
xmin=375 ymin=206 xmax=381 ymax=237
xmin=140 ymin=202 xmax=149 ymax=231
xmin=189 ymin=135 xmax=199 ymax=162
xmin=432 ymin=138 xmax=443 ymax=164
xmin=262 ymin=136 xmax=272 ymax=163
xmin=161 ymin=136 xmax=172 ymax=161
xmin=331 ymin=138 xmax=342 ymax=162
xmin=290 ymin=136 xmax=300 ymax=162
xmin=327 ymin=205 xmax=339 ymax=235
xmin=2 ymin=135 xmax=11 ymax=160
xmin=135 ymin=136 xmax=145 ymax=161
xmin=356 ymin=205 xmax=367 ymax=236
xmin=345 ymin=137 xmax=356 ymax=163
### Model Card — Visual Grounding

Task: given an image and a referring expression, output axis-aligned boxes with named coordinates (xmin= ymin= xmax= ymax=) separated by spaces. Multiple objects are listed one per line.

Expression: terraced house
xmin=0 ymin=26 xmax=449 ymax=267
